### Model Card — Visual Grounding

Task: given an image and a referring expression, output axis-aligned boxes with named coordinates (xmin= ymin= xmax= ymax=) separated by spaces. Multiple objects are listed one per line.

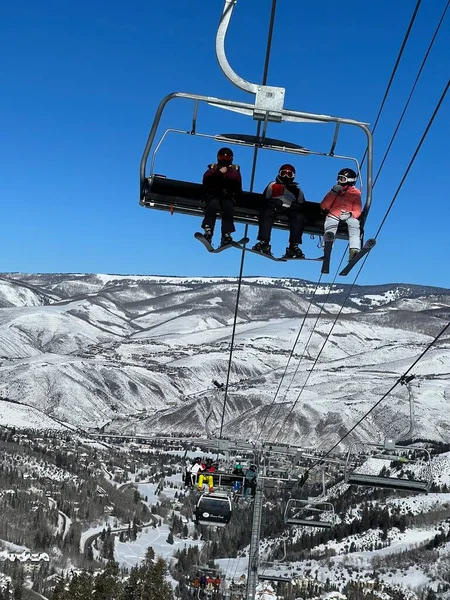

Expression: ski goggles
xmin=279 ymin=169 xmax=294 ymax=178
xmin=337 ymin=174 xmax=357 ymax=184
xmin=217 ymin=152 xmax=233 ymax=161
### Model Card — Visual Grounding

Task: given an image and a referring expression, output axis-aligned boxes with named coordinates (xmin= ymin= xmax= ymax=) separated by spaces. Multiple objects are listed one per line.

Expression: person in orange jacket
xmin=320 ymin=168 xmax=362 ymax=260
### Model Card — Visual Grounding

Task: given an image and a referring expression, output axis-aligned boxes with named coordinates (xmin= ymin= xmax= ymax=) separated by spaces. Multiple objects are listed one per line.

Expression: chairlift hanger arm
xmin=216 ymin=0 xmax=258 ymax=95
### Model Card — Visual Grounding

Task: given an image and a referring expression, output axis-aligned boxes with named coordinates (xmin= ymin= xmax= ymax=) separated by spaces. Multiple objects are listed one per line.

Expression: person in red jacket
xmin=252 ymin=164 xmax=305 ymax=258
xmin=320 ymin=168 xmax=362 ymax=259
xmin=201 ymin=147 xmax=242 ymax=247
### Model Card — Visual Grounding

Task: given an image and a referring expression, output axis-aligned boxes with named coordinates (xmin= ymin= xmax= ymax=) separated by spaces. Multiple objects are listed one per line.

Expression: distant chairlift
xmin=344 ymin=376 xmax=433 ymax=493
xmin=284 ymin=471 xmax=336 ymax=528
xmin=259 ymin=534 xmax=293 ymax=583
xmin=284 ymin=498 xmax=336 ymax=528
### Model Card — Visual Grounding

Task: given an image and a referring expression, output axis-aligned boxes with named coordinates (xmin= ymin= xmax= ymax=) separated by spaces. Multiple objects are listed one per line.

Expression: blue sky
xmin=1 ymin=0 xmax=449 ymax=287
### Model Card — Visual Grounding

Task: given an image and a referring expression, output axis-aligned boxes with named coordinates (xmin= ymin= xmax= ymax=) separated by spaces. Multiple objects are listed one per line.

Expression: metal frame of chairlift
xmin=284 ymin=471 xmax=336 ymax=528
xmin=258 ymin=534 xmax=294 ymax=583
xmin=344 ymin=376 xmax=433 ymax=492
xmin=139 ymin=0 xmax=374 ymax=241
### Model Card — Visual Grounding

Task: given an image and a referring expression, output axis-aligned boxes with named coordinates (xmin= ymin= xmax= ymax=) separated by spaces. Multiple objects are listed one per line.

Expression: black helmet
xmin=217 ymin=147 xmax=233 ymax=167
xmin=337 ymin=168 xmax=357 ymax=186
xmin=218 ymin=147 xmax=233 ymax=158
xmin=249 ymin=464 xmax=257 ymax=471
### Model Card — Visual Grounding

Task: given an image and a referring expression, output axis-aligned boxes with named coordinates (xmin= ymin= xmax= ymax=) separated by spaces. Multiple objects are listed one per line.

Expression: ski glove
xmin=331 ymin=184 xmax=343 ymax=194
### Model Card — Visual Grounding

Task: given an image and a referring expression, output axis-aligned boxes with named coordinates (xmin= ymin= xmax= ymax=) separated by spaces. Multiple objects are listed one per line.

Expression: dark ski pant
xmin=244 ymin=480 xmax=257 ymax=498
xmin=257 ymin=199 xmax=304 ymax=244
xmin=202 ymin=195 xmax=236 ymax=236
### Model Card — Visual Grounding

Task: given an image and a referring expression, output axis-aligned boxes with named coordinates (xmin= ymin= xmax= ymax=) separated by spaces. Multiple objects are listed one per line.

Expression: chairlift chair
xmin=194 ymin=492 xmax=232 ymax=527
xmin=344 ymin=439 xmax=432 ymax=493
xmin=345 ymin=377 xmax=432 ymax=493
xmin=284 ymin=498 xmax=336 ymax=528
xmin=140 ymin=1 xmax=374 ymax=243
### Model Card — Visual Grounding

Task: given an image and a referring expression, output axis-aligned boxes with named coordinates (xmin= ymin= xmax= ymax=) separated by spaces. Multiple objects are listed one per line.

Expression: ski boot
xmin=283 ymin=244 xmax=305 ymax=259
xmin=219 ymin=233 xmax=233 ymax=247
xmin=349 ymin=248 xmax=359 ymax=260
xmin=203 ymin=226 xmax=213 ymax=243
xmin=252 ymin=241 xmax=272 ymax=255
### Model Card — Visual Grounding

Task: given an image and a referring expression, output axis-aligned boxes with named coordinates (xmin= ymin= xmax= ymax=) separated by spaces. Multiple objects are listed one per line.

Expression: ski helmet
xmin=278 ymin=164 xmax=295 ymax=180
xmin=337 ymin=168 xmax=357 ymax=185
xmin=217 ymin=147 xmax=233 ymax=164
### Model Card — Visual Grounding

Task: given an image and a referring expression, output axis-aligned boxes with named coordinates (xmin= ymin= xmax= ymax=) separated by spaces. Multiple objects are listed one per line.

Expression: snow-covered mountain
xmin=0 ymin=273 xmax=449 ymax=447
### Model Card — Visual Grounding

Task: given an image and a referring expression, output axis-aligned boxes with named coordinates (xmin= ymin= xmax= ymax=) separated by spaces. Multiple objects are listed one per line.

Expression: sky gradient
xmin=1 ymin=0 xmax=449 ymax=287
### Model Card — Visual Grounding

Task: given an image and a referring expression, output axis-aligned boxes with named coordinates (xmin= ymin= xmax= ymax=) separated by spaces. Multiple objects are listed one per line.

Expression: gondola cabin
xmin=195 ymin=492 xmax=232 ymax=527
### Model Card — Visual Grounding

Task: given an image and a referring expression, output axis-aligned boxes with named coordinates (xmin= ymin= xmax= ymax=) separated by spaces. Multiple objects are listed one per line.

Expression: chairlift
xmin=140 ymin=1 xmax=374 ymax=242
xmin=344 ymin=440 xmax=432 ymax=493
xmin=344 ymin=376 xmax=433 ymax=492
xmin=284 ymin=498 xmax=336 ymax=528
xmin=194 ymin=492 xmax=232 ymax=527
xmin=284 ymin=470 xmax=336 ymax=527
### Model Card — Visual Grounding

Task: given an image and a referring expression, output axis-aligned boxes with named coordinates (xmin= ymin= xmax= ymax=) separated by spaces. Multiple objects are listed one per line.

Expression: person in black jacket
xmin=244 ymin=464 xmax=258 ymax=498
xmin=202 ymin=147 xmax=242 ymax=247
xmin=252 ymin=164 xmax=305 ymax=258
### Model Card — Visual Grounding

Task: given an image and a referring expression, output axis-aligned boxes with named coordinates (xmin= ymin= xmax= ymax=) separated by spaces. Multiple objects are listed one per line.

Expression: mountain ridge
xmin=0 ymin=272 xmax=448 ymax=448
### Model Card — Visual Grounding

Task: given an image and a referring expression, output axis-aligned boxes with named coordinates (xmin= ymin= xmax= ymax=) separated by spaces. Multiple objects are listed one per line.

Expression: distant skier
xmin=231 ymin=463 xmax=244 ymax=494
xmin=320 ymin=168 xmax=362 ymax=261
xmin=197 ymin=458 xmax=215 ymax=492
xmin=189 ymin=457 xmax=203 ymax=487
xmin=201 ymin=147 xmax=242 ymax=248
xmin=244 ymin=464 xmax=258 ymax=498
xmin=252 ymin=164 xmax=306 ymax=258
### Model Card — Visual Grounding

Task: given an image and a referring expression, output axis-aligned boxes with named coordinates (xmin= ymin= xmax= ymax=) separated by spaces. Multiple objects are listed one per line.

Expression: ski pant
xmin=324 ymin=214 xmax=361 ymax=250
xmin=198 ymin=474 xmax=214 ymax=491
xmin=244 ymin=480 xmax=256 ymax=497
xmin=201 ymin=195 xmax=235 ymax=236
xmin=257 ymin=198 xmax=304 ymax=244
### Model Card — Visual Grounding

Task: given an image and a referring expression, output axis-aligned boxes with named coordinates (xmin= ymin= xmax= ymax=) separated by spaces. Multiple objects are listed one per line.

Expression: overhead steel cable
xmin=271 ymin=56 xmax=450 ymax=441
xmin=261 ymin=252 xmax=352 ymax=440
xmin=275 ymin=80 xmax=449 ymax=461
xmin=258 ymin=2 xmax=423 ymax=443
xmin=373 ymin=0 xmax=449 ymax=187
xmin=360 ymin=0 xmax=422 ymax=169
xmin=310 ymin=318 xmax=450 ymax=468
xmin=219 ymin=0 xmax=278 ymax=438
xmin=256 ymin=276 xmax=324 ymax=441
xmin=373 ymin=79 xmax=449 ymax=239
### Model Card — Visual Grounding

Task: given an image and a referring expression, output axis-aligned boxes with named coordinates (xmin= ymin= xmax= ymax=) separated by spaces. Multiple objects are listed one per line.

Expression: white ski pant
xmin=324 ymin=215 xmax=361 ymax=250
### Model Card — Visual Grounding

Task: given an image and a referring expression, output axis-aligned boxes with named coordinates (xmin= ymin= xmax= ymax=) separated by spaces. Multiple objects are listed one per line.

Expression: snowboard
xmin=194 ymin=233 xmax=250 ymax=253
xmin=338 ymin=239 xmax=376 ymax=276
xmin=244 ymin=247 xmax=287 ymax=262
